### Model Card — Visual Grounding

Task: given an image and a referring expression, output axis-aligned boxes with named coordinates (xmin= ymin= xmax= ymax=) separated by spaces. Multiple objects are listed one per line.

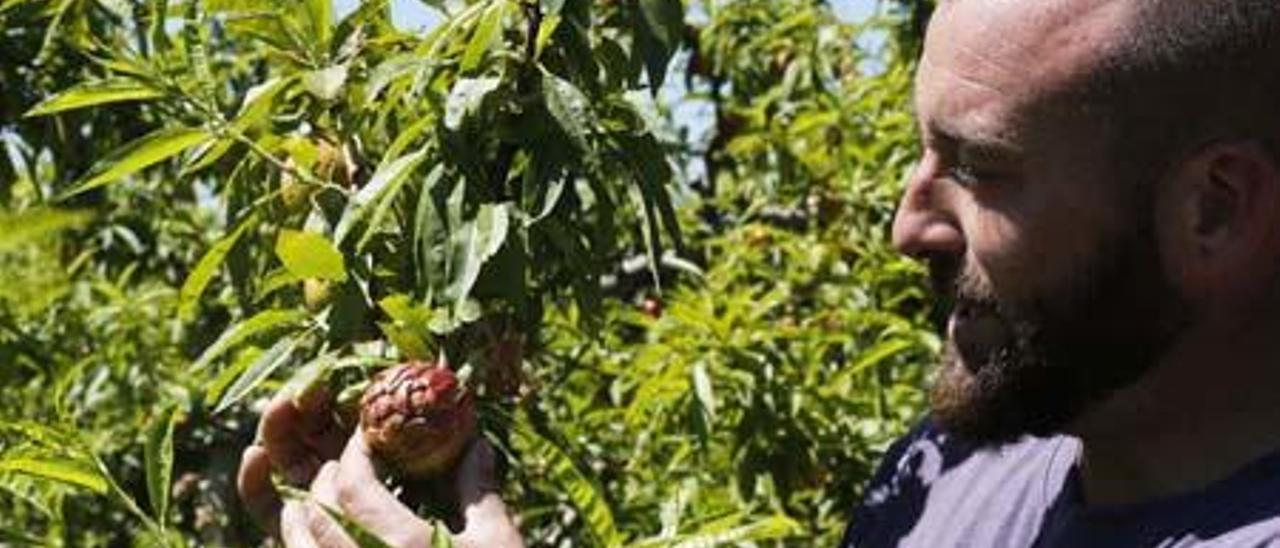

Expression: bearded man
xmin=238 ymin=0 xmax=1280 ymax=546
xmin=846 ymin=0 xmax=1280 ymax=545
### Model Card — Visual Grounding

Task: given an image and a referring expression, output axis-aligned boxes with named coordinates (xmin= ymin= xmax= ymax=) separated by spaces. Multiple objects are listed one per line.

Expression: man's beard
xmin=928 ymin=218 xmax=1189 ymax=446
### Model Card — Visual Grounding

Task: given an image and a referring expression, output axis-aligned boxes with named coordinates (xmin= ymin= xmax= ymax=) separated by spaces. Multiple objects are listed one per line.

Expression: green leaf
xmin=316 ymin=502 xmax=397 ymax=548
xmin=275 ymin=230 xmax=347 ymax=282
xmin=447 ymin=202 xmax=510 ymax=304
xmin=180 ymin=215 xmax=258 ymax=321
xmin=59 ymin=127 xmax=213 ymax=199
xmin=444 ymin=78 xmax=500 ymax=130
xmin=381 ymin=115 xmax=436 ymax=167
xmin=460 ymin=0 xmax=506 ymax=73
xmin=214 ymin=334 xmax=302 ymax=414
xmin=376 ymin=294 xmax=435 ymax=358
xmin=24 ymin=78 xmax=165 ymax=117
xmin=276 ymin=485 xmax=396 ymax=548
xmin=431 ymin=522 xmax=456 ymax=548
xmin=205 ymin=346 xmax=260 ymax=406
xmin=539 ymin=0 xmax=565 ymax=15
xmin=513 ymin=413 xmax=619 ymax=547
xmin=633 ymin=0 xmax=684 ymax=89
xmin=634 ymin=515 xmax=802 ymax=548
xmin=193 ymin=309 xmax=307 ymax=371
xmin=0 ymin=208 xmax=92 ymax=252
xmin=838 ymin=338 xmax=916 ymax=381
xmin=0 ymin=457 xmax=108 ymax=494
xmin=527 ymin=177 xmax=566 ymax=225
xmin=0 ymin=526 xmax=42 ymax=546
xmin=304 ymin=64 xmax=349 ymax=102
xmin=334 ymin=147 xmax=431 ymax=247
xmin=458 ymin=0 xmax=501 ymax=73
xmin=144 ymin=406 xmax=180 ymax=529
xmin=184 ymin=77 xmax=295 ymax=175
xmin=280 ymin=352 xmax=337 ymax=403
xmin=691 ymin=362 xmax=715 ymax=422
xmin=541 ymin=69 xmax=593 ymax=155
xmin=305 ymin=0 xmax=333 ymax=50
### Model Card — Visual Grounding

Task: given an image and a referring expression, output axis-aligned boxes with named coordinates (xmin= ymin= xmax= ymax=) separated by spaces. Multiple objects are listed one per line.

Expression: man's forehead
xmin=917 ymin=0 xmax=1133 ymax=139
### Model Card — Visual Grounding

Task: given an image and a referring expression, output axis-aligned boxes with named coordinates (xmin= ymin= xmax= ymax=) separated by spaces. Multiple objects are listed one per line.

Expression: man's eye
xmin=947 ymin=164 xmax=992 ymax=187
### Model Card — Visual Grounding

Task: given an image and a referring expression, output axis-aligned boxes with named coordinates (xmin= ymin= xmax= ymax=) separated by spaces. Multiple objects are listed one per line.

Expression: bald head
xmin=928 ymin=0 xmax=1280 ymax=178
xmin=1087 ymin=0 xmax=1280 ymax=175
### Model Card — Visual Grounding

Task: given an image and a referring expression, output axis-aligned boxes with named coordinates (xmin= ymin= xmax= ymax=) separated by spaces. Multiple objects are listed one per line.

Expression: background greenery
xmin=0 ymin=0 xmax=936 ymax=545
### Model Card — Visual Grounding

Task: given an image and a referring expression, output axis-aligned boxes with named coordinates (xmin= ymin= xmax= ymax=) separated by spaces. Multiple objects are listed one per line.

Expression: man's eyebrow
xmin=925 ymin=119 xmax=1024 ymax=158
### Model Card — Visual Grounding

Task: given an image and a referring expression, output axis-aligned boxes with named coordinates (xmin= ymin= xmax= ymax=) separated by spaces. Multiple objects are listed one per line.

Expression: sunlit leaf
xmin=0 ymin=208 xmax=91 ymax=252
xmin=144 ymin=406 xmax=179 ymax=529
xmin=275 ymin=230 xmax=347 ymax=282
xmin=59 ymin=127 xmax=213 ymax=199
xmin=539 ymin=0 xmax=564 ymax=15
xmin=460 ymin=0 xmax=506 ymax=73
xmin=447 ymin=202 xmax=510 ymax=304
xmin=444 ymin=77 xmax=500 ymax=130
xmin=513 ymin=413 xmax=620 ymax=547
xmin=0 ymin=457 xmax=107 ymax=494
xmin=24 ymin=78 xmax=165 ymax=117
xmin=180 ymin=215 xmax=258 ymax=321
xmin=192 ymin=309 xmax=307 ymax=370
xmin=334 ymin=147 xmax=430 ymax=247
xmin=304 ymin=65 xmax=348 ymax=101
xmin=214 ymin=334 xmax=302 ymax=414
xmin=691 ymin=362 xmax=715 ymax=422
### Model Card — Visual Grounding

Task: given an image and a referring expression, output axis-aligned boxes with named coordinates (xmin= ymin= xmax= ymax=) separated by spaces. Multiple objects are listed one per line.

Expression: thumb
xmin=332 ymin=432 xmax=433 ymax=546
xmin=456 ymin=438 xmax=509 ymax=524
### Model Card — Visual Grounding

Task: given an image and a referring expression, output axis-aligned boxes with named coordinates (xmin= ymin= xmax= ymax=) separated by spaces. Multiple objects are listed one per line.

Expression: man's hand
xmin=237 ymin=392 xmax=525 ymax=548
xmin=238 ymin=391 xmax=348 ymax=536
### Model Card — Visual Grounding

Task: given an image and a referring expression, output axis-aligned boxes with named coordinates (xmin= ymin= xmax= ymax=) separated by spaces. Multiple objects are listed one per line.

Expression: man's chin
xmin=927 ymin=350 xmax=1078 ymax=447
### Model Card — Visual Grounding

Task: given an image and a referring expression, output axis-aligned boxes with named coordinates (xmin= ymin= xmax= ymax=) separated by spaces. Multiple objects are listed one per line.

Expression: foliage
xmin=0 ymin=0 xmax=935 ymax=546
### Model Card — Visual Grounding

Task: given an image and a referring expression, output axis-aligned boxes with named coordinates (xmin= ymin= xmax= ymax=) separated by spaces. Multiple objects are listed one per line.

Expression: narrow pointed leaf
xmin=193 ymin=309 xmax=306 ymax=371
xmin=513 ymin=414 xmax=619 ymax=547
xmin=633 ymin=0 xmax=684 ymax=89
xmin=692 ymin=362 xmax=716 ymax=421
xmin=448 ymin=202 xmax=510 ymax=303
xmin=144 ymin=406 xmax=180 ymax=529
xmin=334 ymin=148 xmax=430 ymax=246
xmin=60 ymin=127 xmax=212 ymax=199
xmin=0 ymin=457 xmax=108 ymax=494
xmin=214 ymin=334 xmax=302 ymax=414
xmin=180 ymin=215 xmax=258 ymax=321
xmin=460 ymin=0 xmax=506 ymax=73
xmin=24 ymin=78 xmax=165 ymax=117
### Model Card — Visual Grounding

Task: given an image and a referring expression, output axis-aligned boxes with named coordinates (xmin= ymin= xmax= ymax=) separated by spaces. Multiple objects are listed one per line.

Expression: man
xmin=240 ymin=0 xmax=1280 ymax=545
xmin=848 ymin=0 xmax=1280 ymax=545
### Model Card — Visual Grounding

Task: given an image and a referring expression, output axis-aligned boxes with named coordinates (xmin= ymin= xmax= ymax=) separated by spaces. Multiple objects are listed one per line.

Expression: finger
xmin=303 ymin=499 xmax=360 ymax=548
xmin=260 ymin=394 xmax=324 ymax=486
xmin=453 ymin=439 xmax=523 ymax=548
xmin=283 ymin=463 xmax=360 ymax=548
xmin=237 ymin=445 xmax=282 ymax=536
xmin=311 ymin=460 xmax=341 ymax=509
xmin=295 ymin=384 xmax=349 ymax=458
xmin=333 ymin=432 xmax=432 ymax=546
xmin=280 ymin=500 xmax=320 ymax=548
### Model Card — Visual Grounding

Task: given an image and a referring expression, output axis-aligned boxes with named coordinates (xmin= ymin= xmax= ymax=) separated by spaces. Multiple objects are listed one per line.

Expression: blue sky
xmin=332 ymin=0 xmax=879 ymax=31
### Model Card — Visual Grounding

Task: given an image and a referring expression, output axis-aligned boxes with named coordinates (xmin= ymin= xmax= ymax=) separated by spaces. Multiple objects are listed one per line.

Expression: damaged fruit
xmin=360 ymin=361 xmax=476 ymax=479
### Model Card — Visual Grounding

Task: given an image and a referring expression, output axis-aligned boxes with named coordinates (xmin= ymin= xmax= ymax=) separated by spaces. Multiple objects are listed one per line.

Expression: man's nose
xmin=891 ymin=161 xmax=965 ymax=259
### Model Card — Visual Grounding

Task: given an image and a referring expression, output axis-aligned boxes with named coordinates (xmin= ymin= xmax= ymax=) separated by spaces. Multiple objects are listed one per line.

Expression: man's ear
xmin=1160 ymin=141 xmax=1280 ymax=295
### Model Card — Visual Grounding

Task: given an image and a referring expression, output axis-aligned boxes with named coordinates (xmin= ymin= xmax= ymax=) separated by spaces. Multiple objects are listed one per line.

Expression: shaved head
xmin=1086 ymin=0 xmax=1280 ymax=176
xmin=903 ymin=0 xmax=1280 ymax=445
